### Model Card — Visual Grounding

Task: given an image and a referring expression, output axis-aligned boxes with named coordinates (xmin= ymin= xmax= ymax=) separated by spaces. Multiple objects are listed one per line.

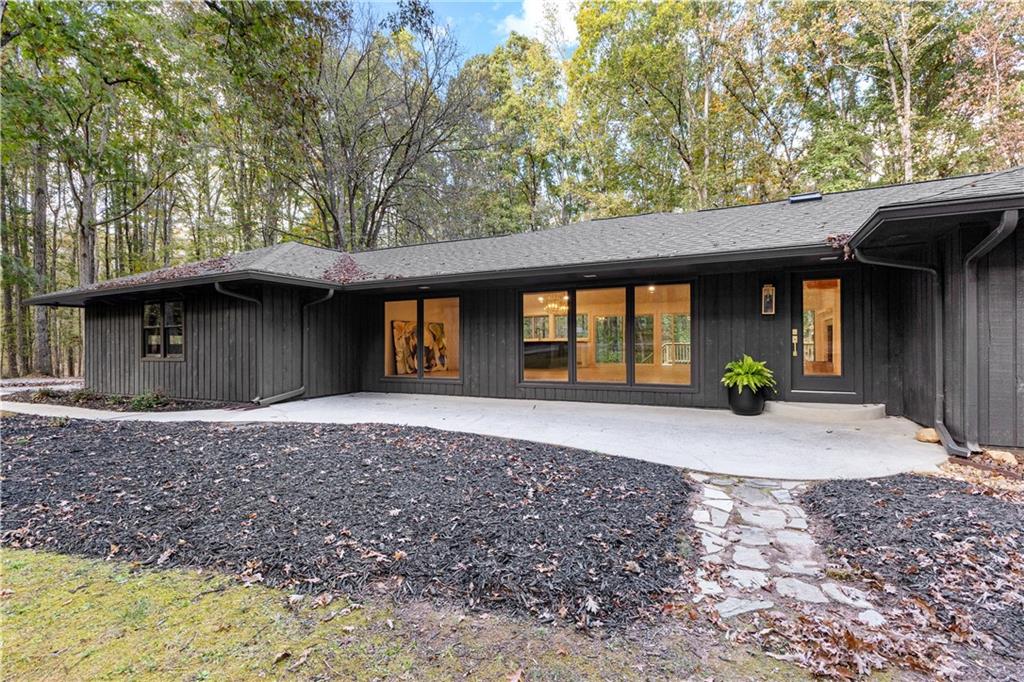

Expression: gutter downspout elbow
xmin=255 ymin=289 xmax=335 ymax=407
xmin=963 ymin=209 xmax=1018 ymax=452
xmin=215 ymin=282 xmax=263 ymax=403
xmin=853 ymin=247 xmax=971 ymax=458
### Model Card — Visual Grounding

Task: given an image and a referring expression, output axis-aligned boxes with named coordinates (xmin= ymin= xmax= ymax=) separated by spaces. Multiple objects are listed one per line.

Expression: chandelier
xmin=538 ymin=294 xmax=569 ymax=315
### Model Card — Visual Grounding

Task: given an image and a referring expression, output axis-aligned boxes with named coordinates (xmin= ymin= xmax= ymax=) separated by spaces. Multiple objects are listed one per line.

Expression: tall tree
xmin=31 ymin=140 xmax=51 ymax=374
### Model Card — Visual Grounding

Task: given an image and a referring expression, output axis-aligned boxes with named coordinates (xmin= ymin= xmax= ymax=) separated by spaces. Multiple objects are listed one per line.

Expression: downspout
xmin=852 ymin=248 xmax=971 ymax=457
xmin=215 ymin=282 xmax=263 ymax=403
xmin=254 ymin=289 xmax=335 ymax=406
xmin=962 ymin=209 xmax=1018 ymax=452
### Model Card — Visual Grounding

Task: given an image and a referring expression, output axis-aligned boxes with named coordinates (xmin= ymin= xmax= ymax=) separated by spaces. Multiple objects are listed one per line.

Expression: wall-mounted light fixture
xmin=761 ymin=284 xmax=776 ymax=316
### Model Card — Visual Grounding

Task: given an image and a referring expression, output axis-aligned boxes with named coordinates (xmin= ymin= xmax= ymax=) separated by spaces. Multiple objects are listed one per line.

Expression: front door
xmin=790 ymin=273 xmax=855 ymax=397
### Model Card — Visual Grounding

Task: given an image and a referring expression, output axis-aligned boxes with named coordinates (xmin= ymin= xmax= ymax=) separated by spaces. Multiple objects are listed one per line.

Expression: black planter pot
xmin=727 ymin=386 xmax=766 ymax=416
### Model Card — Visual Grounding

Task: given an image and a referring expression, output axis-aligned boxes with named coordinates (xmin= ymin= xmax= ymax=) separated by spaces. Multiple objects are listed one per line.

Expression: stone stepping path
xmin=688 ymin=473 xmax=883 ymax=626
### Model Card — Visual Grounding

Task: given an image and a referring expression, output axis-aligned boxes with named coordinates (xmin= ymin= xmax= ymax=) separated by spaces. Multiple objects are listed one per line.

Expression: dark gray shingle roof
xmin=28 ymin=167 xmax=1023 ymax=304
xmin=350 ymin=170 xmax=1021 ymax=281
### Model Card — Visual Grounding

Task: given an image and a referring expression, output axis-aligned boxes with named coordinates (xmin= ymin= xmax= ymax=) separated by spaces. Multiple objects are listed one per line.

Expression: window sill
xmin=142 ymin=356 xmax=185 ymax=363
xmin=379 ymin=376 xmax=463 ymax=385
xmin=517 ymin=380 xmax=698 ymax=394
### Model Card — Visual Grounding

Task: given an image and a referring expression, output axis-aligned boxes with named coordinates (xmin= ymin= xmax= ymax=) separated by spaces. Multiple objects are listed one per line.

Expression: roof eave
xmin=25 ymin=270 xmax=343 ymax=307
xmin=848 ymin=193 xmax=1024 ymax=250
xmin=343 ymin=243 xmax=835 ymax=291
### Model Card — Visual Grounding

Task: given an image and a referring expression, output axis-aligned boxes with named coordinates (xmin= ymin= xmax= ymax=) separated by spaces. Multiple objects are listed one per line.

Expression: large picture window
xmin=634 ymin=284 xmax=692 ymax=385
xmin=423 ymin=297 xmax=460 ymax=378
xmin=576 ymin=287 xmax=625 ymax=383
xmin=522 ymin=291 xmax=569 ymax=382
xmin=521 ymin=283 xmax=694 ymax=387
xmin=142 ymin=301 xmax=184 ymax=359
xmin=384 ymin=297 xmax=460 ymax=379
xmin=385 ymin=299 xmax=418 ymax=376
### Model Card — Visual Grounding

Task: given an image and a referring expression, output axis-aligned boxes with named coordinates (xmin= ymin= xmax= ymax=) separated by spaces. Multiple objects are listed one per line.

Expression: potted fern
xmin=721 ymin=354 xmax=777 ymax=416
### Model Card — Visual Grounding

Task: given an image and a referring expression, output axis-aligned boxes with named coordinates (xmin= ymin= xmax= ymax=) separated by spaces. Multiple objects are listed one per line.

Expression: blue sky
xmin=366 ymin=1 xmax=579 ymax=59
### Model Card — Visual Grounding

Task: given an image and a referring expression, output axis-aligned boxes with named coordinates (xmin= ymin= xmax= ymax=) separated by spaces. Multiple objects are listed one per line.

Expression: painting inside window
xmin=384 ymin=299 xmax=418 ymax=376
xmin=576 ymin=287 xmax=625 ymax=383
xmin=423 ymin=297 xmax=460 ymax=379
xmin=522 ymin=291 xmax=569 ymax=382
xmin=634 ymin=284 xmax=692 ymax=385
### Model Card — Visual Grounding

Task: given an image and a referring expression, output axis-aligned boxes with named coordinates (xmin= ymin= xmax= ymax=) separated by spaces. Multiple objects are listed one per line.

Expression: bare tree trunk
xmin=0 ymin=167 xmax=16 ymax=376
xmin=31 ymin=142 xmax=52 ymax=374
xmin=77 ymin=170 xmax=97 ymax=286
xmin=898 ymin=6 xmax=913 ymax=182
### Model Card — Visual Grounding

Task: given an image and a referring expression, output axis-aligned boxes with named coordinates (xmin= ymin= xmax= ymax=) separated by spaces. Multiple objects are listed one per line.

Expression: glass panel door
xmin=791 ymin=274 xmax=855 ymax=395
xmin=801 ymin=278 xmax=842 ymax=376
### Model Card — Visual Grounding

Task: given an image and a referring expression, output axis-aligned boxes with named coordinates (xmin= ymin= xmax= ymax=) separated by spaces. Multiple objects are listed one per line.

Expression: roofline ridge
xmin=920 ymin=165 xmax=1023 ymax=200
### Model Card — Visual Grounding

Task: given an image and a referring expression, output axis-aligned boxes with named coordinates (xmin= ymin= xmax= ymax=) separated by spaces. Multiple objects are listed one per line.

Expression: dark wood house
xmin=28 ymin=168 xmax=1024 ymax=451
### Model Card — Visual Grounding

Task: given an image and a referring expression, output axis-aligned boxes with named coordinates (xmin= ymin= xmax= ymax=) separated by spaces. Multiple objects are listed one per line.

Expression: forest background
xmin=1 ymin=0 xmax=1021 ymax=377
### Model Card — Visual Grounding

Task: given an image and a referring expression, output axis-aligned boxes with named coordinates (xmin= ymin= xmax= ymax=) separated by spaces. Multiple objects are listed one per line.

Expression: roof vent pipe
xmin=962 ymin=209 xmax=1018 ymax=452
xmin=789 ymin=192 xmax=822 ymax=204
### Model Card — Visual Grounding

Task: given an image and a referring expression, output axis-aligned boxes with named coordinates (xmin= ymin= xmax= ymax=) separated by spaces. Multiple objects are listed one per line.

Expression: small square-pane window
xmin=144 ymin=330 xmax=163 ymax=356
xmin=165 ymin=301 xmax=184 ymax=327
xmin=165 ymin=326 xmax=184 ymax=356
xmin=144 ymin=303 xmax=162 ymax=327
xmin=143 ymin=301 xmax=184 ymax=359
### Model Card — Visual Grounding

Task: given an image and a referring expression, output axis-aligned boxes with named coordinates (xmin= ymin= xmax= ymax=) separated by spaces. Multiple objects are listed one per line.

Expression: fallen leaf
xmin=287 ymin=647 xmax=312 ymax=672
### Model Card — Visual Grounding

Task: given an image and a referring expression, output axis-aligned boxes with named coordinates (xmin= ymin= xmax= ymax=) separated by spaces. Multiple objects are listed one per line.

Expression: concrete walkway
xmin=0 ymin=392 xmax=946 ymax=480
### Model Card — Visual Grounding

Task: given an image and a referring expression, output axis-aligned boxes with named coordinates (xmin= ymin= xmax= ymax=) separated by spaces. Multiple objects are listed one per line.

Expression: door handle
xmin=791 ymin=328 xmax=798 ymax=357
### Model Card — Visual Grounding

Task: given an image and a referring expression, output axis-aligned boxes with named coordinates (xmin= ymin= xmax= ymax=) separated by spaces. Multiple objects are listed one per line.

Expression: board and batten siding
xmin=873 ymin=223 xmax=1024 ymax=448
xmin=977 ymin=224 xmax=1024 ymax=447
xmin=357 ymin=263 xmax=904 ymax=411
xmin=84 ymin=283 xmax=355 ymax=403
xmin=82 ymin=226 xmax=1023 ymax=447
xmin=84 ymin=290 xmax=259 ymax=402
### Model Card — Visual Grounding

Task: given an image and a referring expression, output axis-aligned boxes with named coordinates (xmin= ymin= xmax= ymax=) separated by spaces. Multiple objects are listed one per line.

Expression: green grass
xmin=0 ymin=549 xmax=814 ymax=680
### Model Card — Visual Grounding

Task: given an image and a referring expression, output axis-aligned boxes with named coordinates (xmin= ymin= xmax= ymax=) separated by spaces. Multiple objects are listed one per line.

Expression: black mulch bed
xmin=3 ymin=389 xmax=236 ymax=412
xmin=802 ymin=474 xmax=1024 ymax=656
xmin=0 ymin=415 xmax=694 ymax=627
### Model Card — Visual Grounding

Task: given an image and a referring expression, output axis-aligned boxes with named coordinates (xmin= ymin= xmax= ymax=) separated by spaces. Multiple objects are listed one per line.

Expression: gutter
xmin=255 ymin=289 xmax=335 ymax=406
xmin=848 ymin=194 xmax=1024 ymax=251
xmin=342 ymin=243 xmax=835 ymax=292
xmin=27 ymin=270 xmax=341 ymax=307
xmin=962 ymin=209 xmax=1018 ymax=452
xmin=852 ymin=247 xmax=971 ymax=457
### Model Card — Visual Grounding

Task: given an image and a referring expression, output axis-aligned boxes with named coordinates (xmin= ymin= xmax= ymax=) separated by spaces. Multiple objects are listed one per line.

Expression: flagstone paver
xmin=687 ymin=471 xmax=890 ymax=624
xmin=723 ymin=568 xmax=770 ymax=589
xmin=857 ymin=609 xmax=887 ymax=627
xmin=733 ymin=546 xmax=770 ymax=570
xmin=737 ymin=507 xmax=787 ymax=529
xmin=774 ymin=577 xmax=829 ymax=603
xmin=716 ymin=597 xmax=774 ymax=618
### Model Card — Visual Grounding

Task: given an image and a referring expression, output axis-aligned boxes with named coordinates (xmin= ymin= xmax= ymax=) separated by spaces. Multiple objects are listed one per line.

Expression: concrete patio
xmin=0 ymin=391 xmax=946 ymax=479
